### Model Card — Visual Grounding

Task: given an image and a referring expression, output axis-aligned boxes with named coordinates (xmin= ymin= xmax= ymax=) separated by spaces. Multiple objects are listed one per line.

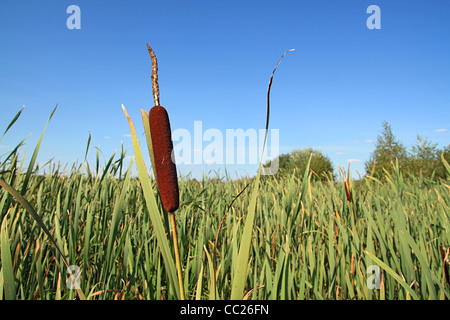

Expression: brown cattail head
xmin=149 ymin=105 xmax=179 ymax=213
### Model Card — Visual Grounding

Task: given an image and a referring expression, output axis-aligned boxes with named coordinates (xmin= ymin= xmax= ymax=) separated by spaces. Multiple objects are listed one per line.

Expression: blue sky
xmin=1 ymin=0 xmax=449 ymax=180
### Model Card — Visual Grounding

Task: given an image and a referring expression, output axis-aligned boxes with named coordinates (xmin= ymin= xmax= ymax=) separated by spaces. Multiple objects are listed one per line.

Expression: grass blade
xmin=104 ymin=159 xmax=132 ymax=276
xmin=1 ymin=217 xmax=16 ymax=300
xmin=141 ymin=109 xmax=157 ymax=181
xmin=84 ymin=131 xmax=91 ymax=161
xmin=0 ymin=107 xmax=24 ymax=144
xmin=365 ymin=250 xmax=419 ymax=300
xmin=195 ymin=262 xmax=204 ymax=300
xmin=230 ymin=169 xmax=260 ymax=300
xmin=20 ymin=104 xmax=57 ymax=196
xmin=204 ymin=245 xmax=217 ymax=300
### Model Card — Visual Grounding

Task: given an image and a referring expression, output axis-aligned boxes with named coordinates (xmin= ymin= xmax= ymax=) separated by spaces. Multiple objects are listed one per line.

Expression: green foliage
xmin=366 ymin=121 xmax=450 ymax=181
xmin=408 ymin=135 xmax=443 ymax=180
xmin=266 ymin=147 xmax=334 ymax=181
xmin=1 ymin=147 xmax=449 ymax=300
xmin=365 ymin=121 xmax=408 ymax=179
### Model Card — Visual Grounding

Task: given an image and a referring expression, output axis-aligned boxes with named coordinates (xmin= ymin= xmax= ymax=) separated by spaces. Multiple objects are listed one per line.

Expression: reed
xmin=1 ymin=129 xmax=449 ymax=299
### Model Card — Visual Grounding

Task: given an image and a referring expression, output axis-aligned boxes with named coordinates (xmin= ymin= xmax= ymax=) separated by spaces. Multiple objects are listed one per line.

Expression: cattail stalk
xmin=170 ymin=212 xmax=184 ymax=299
xmin=146 ymin=43 xmax=184 ymax=300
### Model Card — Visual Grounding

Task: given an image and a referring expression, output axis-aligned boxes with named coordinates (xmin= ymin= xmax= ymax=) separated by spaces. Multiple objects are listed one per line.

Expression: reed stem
xmin=170 ymin=211 xmax=185 ymax=300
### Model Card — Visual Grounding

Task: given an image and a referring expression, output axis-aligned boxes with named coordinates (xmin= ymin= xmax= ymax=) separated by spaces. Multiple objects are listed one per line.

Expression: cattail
xmin=146 ymin=43 xmax=179 ymax=213
xmin=149 ymin=105 xmax=179 ymax=212
xmin=146 ymin=43 xmax=184 ymax=300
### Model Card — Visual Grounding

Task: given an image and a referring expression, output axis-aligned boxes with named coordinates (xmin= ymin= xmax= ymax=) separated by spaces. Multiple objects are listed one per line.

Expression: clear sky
xmin=1 ymin=0 xmax=449 ymax=180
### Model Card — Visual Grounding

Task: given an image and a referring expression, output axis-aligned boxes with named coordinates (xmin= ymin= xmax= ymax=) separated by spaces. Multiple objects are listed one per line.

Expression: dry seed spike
xmin=146 ymin=43 xmax=160 ymax=106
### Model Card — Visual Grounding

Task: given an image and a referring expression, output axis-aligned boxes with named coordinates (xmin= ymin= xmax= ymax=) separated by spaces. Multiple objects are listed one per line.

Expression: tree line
xmin=265 ymin=121 xmax=450 ymax=181
xmin=365 ymin=121 xmax=449 ymax=180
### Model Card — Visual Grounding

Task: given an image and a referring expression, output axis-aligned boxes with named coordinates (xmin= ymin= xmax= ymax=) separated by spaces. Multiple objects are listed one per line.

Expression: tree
xmin=408 ymin=135 xmax=441 ymax=179
xmin=365 ymin=121 xmax=408 ymax=179
xmin=265 ymin=147 xmax=334 ymax=181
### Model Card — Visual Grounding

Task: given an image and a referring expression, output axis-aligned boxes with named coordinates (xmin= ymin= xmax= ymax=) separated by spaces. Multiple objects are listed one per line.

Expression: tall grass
xmin=1 ymin=117 xmax=449 ymax=299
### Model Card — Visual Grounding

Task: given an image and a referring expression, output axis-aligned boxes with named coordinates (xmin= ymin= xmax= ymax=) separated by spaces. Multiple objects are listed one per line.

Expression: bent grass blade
xmin=230 ymin=49 xmax=294 ymax=300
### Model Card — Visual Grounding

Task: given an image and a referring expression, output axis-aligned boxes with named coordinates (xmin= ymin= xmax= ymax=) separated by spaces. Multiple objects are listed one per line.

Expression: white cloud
xmin=434 ymin=128 xmax=448 ymax=133
xmin=123 ymin=134 xmax=132 ymax=137
xmin=104 ymin=136 xmax=112 ymax=140
xmin=348 ymin=159 xmax=361 ymax=164
xmin=353 ymin=139 xmax=373 ymax=143
xmin=335 ymin=152 xmax=347 ymax=155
